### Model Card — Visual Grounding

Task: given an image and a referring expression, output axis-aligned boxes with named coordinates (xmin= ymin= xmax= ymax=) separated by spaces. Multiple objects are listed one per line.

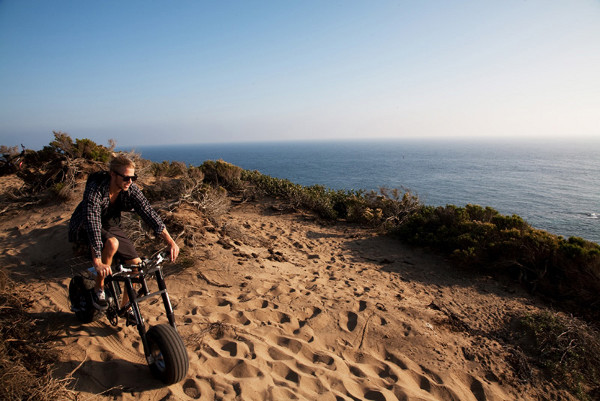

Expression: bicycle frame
xmin=104 ymin=254 xmax=178 ymax=362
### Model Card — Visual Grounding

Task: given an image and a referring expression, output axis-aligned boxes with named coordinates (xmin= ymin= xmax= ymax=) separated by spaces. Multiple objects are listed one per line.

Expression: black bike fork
xmin=122 ymin=278 xmax=149 ymax=349
xmin=155 ymin=268 xmax=177 ymax=330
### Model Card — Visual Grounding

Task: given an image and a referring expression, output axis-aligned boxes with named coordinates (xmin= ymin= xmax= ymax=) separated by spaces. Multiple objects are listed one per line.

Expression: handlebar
xmin=111 ymin=265 xmax=135 ymax=276
xmin=111 ymin=253 xmax=165 ymax=277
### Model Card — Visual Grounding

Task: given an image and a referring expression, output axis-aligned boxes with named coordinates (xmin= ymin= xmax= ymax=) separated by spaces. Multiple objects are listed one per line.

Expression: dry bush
xmin=182 ymin=185 xmax=230 ymax=221
xmin=116 ymin=149 xmax=153 ymax=181
xmin=144 ymin=167 xmax=204 ymax=204
xmin=152 ymin=168 xmax=231 ymax=221
xmin=144 ymin=178 xmax=189 ymax=203
xmin=119 ymin=213 xmax=156 ymax=251
xmin=17 ymin=152 xmax=104 ymax=204
xmin=510 ymin=310 xmax=600 ymax=400
xmin=0 ymin=145 xmax=20 ymax=157
xmin=0 ymin=270 xmax=75 ymax=400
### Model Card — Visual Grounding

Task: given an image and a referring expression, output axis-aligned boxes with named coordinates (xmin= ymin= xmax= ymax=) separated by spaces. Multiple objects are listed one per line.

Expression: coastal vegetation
xmin=1 ymin=133 xmax=599 ymax=399
xmin=397 ymin=205 xmax=600 ymax=319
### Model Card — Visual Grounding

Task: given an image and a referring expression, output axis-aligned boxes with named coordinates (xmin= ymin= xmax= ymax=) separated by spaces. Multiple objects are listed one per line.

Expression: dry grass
xmin=0 ymin=270 xmax=76 ymax=400
xmin=508 ymin=310 xmax=600 ymax=400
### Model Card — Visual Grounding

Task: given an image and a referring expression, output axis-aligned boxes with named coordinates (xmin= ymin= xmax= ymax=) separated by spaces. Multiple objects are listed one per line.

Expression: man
xmin=69 ymin=155 xmax=179 ymax=312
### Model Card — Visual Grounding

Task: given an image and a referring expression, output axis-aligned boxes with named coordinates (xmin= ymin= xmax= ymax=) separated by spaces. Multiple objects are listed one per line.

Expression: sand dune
xmin=0 ymin=181 xmax=575 ymax=400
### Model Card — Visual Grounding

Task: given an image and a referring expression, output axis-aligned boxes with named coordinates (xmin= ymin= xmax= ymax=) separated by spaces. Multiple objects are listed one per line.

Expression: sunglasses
xmin=113 ymin=171 xmax=138 ymax=182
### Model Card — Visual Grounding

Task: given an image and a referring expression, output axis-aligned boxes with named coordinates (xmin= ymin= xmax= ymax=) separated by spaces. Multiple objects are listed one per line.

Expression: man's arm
xmin=127 ymin=185 xmax=180 ymax=261
xmin=81 ymin=181 xmax=106 ymax=260
xmin=160 ymin=228 xmax=180 ymax=262
xmin=80 ymin=179 xmax=112 ymax=277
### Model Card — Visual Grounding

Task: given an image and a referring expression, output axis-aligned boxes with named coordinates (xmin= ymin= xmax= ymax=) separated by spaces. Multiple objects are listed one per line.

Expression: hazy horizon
xmin=126 ymin=134 xmax=600 ymax=149
xmin=1 ymin=1 xmax=599 ymax=149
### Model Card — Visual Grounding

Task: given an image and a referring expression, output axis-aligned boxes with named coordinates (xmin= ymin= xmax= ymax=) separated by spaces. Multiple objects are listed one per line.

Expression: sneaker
xmin=92 ymin=288 xmax=108 ymax=310
xmin=119 ymin=308 xmax=139 ymax=326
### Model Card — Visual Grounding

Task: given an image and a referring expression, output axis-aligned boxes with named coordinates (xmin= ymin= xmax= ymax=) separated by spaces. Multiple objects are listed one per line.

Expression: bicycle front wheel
xmin=146 ymin=324 xmax=189 ymax=384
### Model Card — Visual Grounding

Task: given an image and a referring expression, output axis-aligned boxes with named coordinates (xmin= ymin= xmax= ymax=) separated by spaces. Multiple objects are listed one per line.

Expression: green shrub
xmin=73 ymin=138 xmax=112 ymax=162
xmin=41 ymin=131 xmax=112 ymax=162
xmin=240 ymin=170 xmax=422 ymax=223
xmin=396 ymin=203 xmax=600 ymax=320
xmin=48 ymin=131 xmax=74 ymax=156
xmin=201 ymin=160 xmax=243 ymax=190
xmin=151 ymin=161 xmax=189 ymax=177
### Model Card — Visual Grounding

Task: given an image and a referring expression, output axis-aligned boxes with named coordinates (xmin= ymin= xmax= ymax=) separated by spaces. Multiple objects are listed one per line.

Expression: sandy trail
xmin=0 ymin=190 xmax=569 ymax=401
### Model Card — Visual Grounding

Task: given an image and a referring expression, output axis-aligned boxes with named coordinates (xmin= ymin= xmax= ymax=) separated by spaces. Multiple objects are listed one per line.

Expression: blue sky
xmin=1 ymin=1 xmax=599 ymax=148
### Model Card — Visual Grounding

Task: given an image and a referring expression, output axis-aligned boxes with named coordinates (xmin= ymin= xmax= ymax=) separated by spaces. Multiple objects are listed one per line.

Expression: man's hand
xmin=161 ymin=228 xmax=180 ymax=262
xmin=94 ymin=262 xmax=112 ymax=278
xmin=169 ymin=241 xmax=180 ymax=262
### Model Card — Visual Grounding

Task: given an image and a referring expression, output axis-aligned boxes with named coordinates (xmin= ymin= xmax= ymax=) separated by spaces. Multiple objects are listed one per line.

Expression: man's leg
xmin=120 ymin=257 xmax=142 ymax=309
xmin=95 ymin=237 xmax=119 ymax=291
xmin=100 ymin=226 xmax=141 ymax=313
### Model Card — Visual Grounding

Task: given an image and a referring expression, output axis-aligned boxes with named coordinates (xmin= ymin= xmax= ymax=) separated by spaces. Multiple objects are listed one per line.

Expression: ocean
xmin=131 ymin=139 xmax=600 ymax=244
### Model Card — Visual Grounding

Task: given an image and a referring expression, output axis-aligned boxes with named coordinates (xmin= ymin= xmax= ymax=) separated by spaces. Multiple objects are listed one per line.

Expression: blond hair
xmin=109 ymin=155 xmax=135 ymax=172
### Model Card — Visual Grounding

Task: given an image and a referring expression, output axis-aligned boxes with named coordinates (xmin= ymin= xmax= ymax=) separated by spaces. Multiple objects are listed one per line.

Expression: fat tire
xmin=146 ymin=324 xmax=189 ymax=384
xmin=68 ymin=275 xmax=96 ymax=323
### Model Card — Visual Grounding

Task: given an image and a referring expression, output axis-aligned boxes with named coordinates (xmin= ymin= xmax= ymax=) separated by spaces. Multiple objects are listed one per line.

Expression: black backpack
xmin=68 ymin=272 xmax=98 ymax=323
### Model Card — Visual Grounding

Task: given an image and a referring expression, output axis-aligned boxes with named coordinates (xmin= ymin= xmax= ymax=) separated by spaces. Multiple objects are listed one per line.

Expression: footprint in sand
xmin=469 ymin=376 xmax=487 ymax=401
xmin=349 ymin=364 xmax=367 ymax=378
xmin=234 ymin=336 xmax=257 ymax=360
xmin=420 ymin=365 xmax=444 ymax=385
xmin=221 ymin=341 xmax=238 ymax=357
xmin=218 ymin=298 xmax=232 ymax=308
xmin=279 ymin=312 xmax=291 ymax=324
xmin=182 ymin=379 xmax=201 ymax=399
xmin=276 ymin=335 xmax=303 ymax=354
xmin=342 ymin=311 xmax=359 ymax=332
xmin=384 ymin=351 xmax=409 ymax=370
xmin=206 ymin=355 xmax=262 ymax=379
xmin=234 ymin=311 xmax=251 ymax=326
xmin=376 ymin=363 xmax=399 ymax=385
xmin=364 ymin=389 xmax=387 ymax=401
xmin=306 ymin=306 xmax=322 ymax=320
xmin=268 ymin=346 xmax=294 ymax=361
xmin=311 ymin=352 xmax=335 ymax=369
xmin=272 ymin=361 xmax=300 ymax=384
xmin=401 ymin=322 xmax=413 ymax=337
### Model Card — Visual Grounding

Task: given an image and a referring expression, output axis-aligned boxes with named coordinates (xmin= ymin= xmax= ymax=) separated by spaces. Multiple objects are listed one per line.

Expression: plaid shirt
xmin=68 ymin=172 xmax=165 ymax=259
